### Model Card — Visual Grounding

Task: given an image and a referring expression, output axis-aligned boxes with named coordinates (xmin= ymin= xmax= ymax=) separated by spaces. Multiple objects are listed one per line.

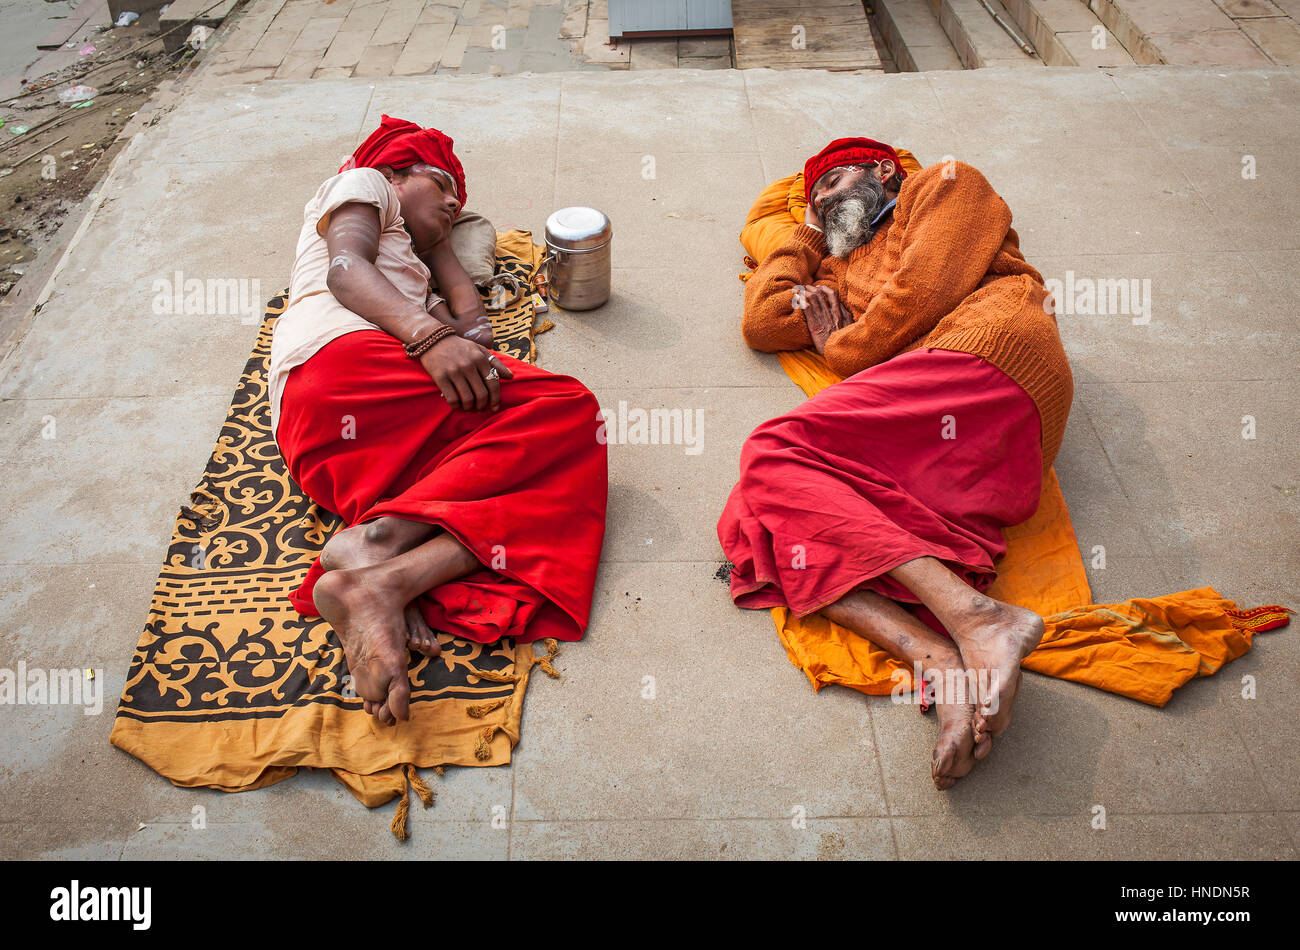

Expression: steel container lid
xmin=545 ymin=206 xmax=613 ymax=251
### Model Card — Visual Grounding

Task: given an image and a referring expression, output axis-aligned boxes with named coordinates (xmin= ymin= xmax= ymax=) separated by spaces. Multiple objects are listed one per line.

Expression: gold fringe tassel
xmin=389 ymin=764 xmax=435 ymax=842
xmin=537 ymin=638 xmax=561 ymax=678
xmin=467 ymin=697 xmax=508 ymax=718
xmin=464 ymin=667 xmax=519 ymax=684
xmin=464 ymin=639 xmax=565 ymax=762
xmin=474 ymin=725 xmax=498 ymax=761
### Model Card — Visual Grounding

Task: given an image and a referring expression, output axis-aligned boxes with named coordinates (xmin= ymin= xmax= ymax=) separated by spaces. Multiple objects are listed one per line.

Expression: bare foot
xmin=321 ymin=518 xmax=444 ymax=658
xmin=314 ymin=567 xmax=413 ymax=726
xmin=404 ymin=602 xmax=441 ymax=659
xmin=915 ymin=646 xmax=989 ymax=787
xmin=932 ymin=696 xmax=980 ymax=791
xmin=946 ymin=595 xmax=1044 ymax=741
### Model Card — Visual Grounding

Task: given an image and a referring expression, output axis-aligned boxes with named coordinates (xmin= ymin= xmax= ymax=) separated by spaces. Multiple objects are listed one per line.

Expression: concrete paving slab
xmin=743 ymin=68 xmax=952 ymax=159
xmin=354 ymin=42 xmax=405 ymax=76
xmin=924 ymin=65 xmax=1162 ymax=149
xmin=1164 ymin=144 xmax=1300 ymax=251
xmin=549 ymin=151 xmax=768 ymax=285
xmin=2 ymin=821 xmax=130 ymax=861
xmin=0 ymin=663 xmax=129 ymax=828
xmin=876 ymin=662 xmax=1279 ymax=817
xmin=509 ymin=816 xmax=897 ymax=859
xmin=555 ymin=69 xmax=755 ymax=154
xmin=589 ymin=385 xmax=800 ymax=562
xmin=1107 ymin=66 xmax=1300 ymax=147
xmin=540 ymin=267 xmax=795 ymax=393
xmin=509 ymin=562 xmax=892 ymax=822
xmin=1159 ymin=554 xmax=1300 ymax=611
xmin=0 ymin=561 xmax=161 ymax=667
xmin=1050 ymin=404 xmax=1163 ymax=558
xmin=0 ymin=394 xmax=234 ymax=566
xmin=1034 ymin=250 xmax=1298 ymax=384
xmin=119 ymin=815 xmax=509 ymax=858
xmin=894 ymin=811 xmax=1298 ymax=858
xmin=955 ymin=145 xmax=1218 ymax=260
xmin=1221 ymin=637 xmax=1300 ymax=811
xmin=1147 ymin=27 xmax=1275 ymax=65
xmin=1074 ymin=379 xmax=1297 ymax=565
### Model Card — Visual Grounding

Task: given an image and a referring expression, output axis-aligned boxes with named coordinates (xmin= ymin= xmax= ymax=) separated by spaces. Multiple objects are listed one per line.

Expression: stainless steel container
xmin=543 ymin=207 xmax=612 ymax=311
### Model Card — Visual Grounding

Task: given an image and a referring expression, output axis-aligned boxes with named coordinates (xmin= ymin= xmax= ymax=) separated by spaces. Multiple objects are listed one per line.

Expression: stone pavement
xmin=196 ymin=0 xmax=738 ymax=83
xmin=0 ymin=64 xmax=1296 ymax=859
xmin=1101 ymin=0 xmax=1300 ymax=66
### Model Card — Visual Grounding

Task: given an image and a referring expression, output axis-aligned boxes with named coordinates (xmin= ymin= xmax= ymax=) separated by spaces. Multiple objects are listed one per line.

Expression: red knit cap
xmin=340 ymin=114 xmax=468 ymax=215
xmin=804 ymin=137 xmax=907 ymax=208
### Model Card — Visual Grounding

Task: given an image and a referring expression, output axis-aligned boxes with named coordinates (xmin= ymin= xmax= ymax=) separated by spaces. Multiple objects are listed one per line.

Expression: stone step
xmin=1001 ymin=0 xmax=1135 ymax=65
xmin=1084 ymin=0 xmax=1167 ymax=63
xmin=872 ymin=0 xmax=965 ymax=71
xmin=159 ymin=0 xmax=243 ymax=53
xmin=930 ymin=0 xmax=1044 ymax=67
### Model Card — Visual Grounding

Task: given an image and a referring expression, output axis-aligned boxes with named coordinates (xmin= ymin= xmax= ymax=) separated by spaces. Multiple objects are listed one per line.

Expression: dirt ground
xmin=0 ymin=14 xmax=203 ymax=298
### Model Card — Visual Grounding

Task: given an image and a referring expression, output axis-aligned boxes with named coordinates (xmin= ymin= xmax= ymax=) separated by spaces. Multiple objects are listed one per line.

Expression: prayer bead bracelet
xmin=404 ymin=324 xmax=456 ymax=359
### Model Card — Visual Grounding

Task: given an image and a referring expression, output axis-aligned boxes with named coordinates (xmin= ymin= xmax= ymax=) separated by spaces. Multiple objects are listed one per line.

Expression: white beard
xmin=824 ymin=196 xmax=871 ymax=260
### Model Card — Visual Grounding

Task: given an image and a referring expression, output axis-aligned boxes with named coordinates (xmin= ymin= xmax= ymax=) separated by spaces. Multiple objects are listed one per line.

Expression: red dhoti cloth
xmin=717 ymin=348 xmax=1043 ymax=626
xmin=277 ymin=330 xmax=607 ymax=644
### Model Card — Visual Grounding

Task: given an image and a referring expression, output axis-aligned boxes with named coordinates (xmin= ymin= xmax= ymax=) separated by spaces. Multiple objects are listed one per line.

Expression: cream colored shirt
xmin=268 ymin=167 xmax=444 ymax=440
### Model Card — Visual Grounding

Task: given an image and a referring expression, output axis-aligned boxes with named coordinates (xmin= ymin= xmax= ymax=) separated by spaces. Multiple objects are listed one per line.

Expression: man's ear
xmin=377 ymin=165 xmax=397 ymax=182
xmin=875 ymin=159 xmax=895 ymax=183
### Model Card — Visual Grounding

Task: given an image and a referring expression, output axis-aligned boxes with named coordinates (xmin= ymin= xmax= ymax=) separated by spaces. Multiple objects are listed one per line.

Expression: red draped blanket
xmin=719 ymin=348 xmax=1040 ymax=630
xmin=277 ymin=329 xmax=607 ymax=643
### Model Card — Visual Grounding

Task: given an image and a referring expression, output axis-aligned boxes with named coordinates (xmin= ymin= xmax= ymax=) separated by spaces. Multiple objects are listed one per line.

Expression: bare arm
xmin=323 ymin=202 xmax=513 ymax=411
xmin=423 ymin=238 xmax=494 ymax=347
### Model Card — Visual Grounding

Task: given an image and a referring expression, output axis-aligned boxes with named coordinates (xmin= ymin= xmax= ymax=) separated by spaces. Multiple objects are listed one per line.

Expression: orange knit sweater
xmin=741 ymin=161 xmax=1073 ymax=469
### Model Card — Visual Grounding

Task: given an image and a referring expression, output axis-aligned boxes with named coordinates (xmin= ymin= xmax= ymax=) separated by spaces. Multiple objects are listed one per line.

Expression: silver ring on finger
xmin=485 ymin=367 xmax=500 ymax=381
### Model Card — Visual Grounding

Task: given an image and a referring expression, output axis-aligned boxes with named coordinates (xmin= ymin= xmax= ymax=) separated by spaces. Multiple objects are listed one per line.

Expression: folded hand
xmin=796 ymin=284 xmax=853 ymax=354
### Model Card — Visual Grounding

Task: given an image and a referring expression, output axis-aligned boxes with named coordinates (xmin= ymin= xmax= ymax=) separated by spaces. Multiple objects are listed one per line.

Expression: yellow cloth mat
xmin=110 ymin=235 xmax=557 ymax=840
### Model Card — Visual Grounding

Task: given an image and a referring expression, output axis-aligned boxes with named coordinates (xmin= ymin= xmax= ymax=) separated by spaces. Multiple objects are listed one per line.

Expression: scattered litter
xmin=85 ymin=669 xmax=95 ymax=680
xmin=80 ymin=44 xmax=96 ymax=56
xmin=9 ymin=125 xmax=29 ymax=135
xmin=60 ymin=150 xmax=73 ymax=157
xmin=136 ymin=822 xmax=146 ymax=832
xmin=58 ymin=84 xmax=98 ymax=104
xmin=187 ymin=25 xmax=212 ymax=50
xmin=0 ymin=169 xmax=11 ymax=178
xmin=81 ymin=143 xmax=93 ymax=149
xmin=70 ymin=100 xmax=96 ymax=109
xmin=116 ymin=11 xmax=140 ymax=27
xmin=135 ymin=59 xmax=145 ymax=69
xmin=160 ymin=3 xmax=170 ymax=13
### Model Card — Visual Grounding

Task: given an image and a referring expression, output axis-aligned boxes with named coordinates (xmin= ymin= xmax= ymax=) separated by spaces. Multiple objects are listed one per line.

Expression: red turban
xmin=804 ymin=137 xmax=907 ymax=207
xmin=340 ymin=114 xmax=468 ymax=214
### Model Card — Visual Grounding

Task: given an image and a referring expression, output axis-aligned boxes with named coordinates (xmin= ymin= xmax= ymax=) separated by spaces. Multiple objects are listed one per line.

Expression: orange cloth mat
xmin=768 ymin=349 xmax=1290 ymax=706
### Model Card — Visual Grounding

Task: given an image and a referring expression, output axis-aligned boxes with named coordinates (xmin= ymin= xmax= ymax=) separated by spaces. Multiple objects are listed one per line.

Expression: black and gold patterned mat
xmin=110 ymin=233 xmax=556 ymax=839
